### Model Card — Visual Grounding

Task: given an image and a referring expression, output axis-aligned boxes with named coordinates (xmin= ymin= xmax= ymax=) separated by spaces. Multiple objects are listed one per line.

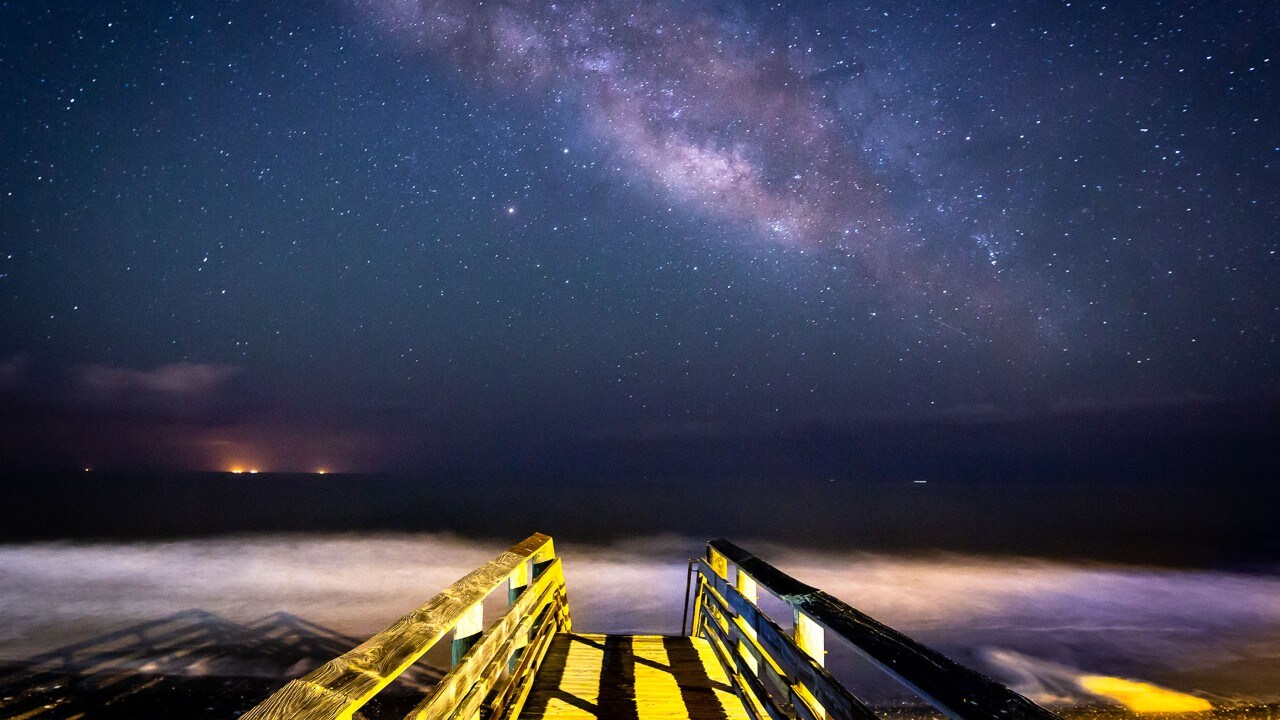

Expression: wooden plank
xmin=243 ymin=533 xmax=555 ymax=720
xmin=519 ymin=634 xmax=603 ymax=720
xmin=447 ymin=679 xmax=486 ymax=720
xmin=707 ymin=540 xmax=1062 ymax=720
xmin=707 ymin=547 xmax=729 ymax=581
xmin=701 ymin=584 xmax=849 ymax=720
xmin=705 ymin=589 xmax=804 ymax=711
xmin=697 ymin=564 xmax=877 ymax=720
xmin=492 ymin=598 xmax=566 ymax=720
xmin=792 ymin=611 xmax=827 ymax=720
xmin=510 ymin=560 xmax=532 ymax=603
xmin=452 ymin=602 xmax=486 ymax=665
xmin=632 ymin=637 xmax=687 ymax=720
xmin=408 ymin=560 xmax=566 ymax=720
xmin=699 ymin=613 xmax=790 ymax=720
xmin=519 ymin=634 xmax=752 ymax=720
xmin=688 ymin=633 xmax=763 ymax=720
xmin=792 ymin=613 xmax=824 ymax=668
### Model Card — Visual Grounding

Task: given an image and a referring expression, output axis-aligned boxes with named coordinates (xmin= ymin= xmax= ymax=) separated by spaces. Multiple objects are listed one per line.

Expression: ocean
xmin=0 ymin=466 xmax=1276 ymax=717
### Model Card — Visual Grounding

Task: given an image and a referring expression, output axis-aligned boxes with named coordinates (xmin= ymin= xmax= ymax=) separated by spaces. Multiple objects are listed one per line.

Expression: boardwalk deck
xmin=519 ymin=634 xmax=750 ymax=720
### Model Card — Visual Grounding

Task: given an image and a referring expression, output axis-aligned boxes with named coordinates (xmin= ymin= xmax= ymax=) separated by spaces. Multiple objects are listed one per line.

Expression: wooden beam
xmin=697 ymin=567 xmax=877 ymax=720
xmin=793 ymin=611 xmax=828 ymax=719
xmin=452 ymin=603 xmax=485 ymax=666
xmin=707 ymin=540 xmax=1062 ymax=720
xmin=407 ymin=560 xmax=566 ymax=720
xmin=243 ymin=533 xmax=556 ymax=720
xmin=509 ymin=560 xmax=531 ymax=603
xmin=700 ymin=611 xmax=787 ymax=720
xmin=489 ymin=596 xmax=565 ymax=720
xmin=707 ymin=546 xmax=730 ymax=580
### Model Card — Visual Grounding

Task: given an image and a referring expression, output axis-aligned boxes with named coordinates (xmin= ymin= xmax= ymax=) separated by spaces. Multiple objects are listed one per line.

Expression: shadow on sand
xmin=0 ymin=609 xmax=442 ymax=719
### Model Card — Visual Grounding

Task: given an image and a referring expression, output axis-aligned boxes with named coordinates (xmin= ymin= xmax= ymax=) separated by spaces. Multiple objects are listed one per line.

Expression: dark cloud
xmin=75 ymin=362 xmax=239 ymax=397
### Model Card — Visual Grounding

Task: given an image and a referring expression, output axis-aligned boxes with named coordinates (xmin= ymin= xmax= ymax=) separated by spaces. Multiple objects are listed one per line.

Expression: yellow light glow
xmin=248 ymin=469 xmax=259 ymax=474
xmin=317 ymin=468 xmax=328 ymax=475
xmin=1079 ymin=676 xmax=1212 ymax=713
xmin=228 ymin=466 xmax=245 ymax=474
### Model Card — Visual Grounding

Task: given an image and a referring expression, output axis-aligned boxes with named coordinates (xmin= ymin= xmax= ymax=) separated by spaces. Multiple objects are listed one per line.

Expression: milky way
xmin=360 ymin=0 xmax=968 ymax=300
xmin=1 ymin=0 xmax=1275 ymax=468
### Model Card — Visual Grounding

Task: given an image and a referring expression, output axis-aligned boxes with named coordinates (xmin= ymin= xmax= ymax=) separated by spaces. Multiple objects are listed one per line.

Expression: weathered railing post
xmin=793 ymin=610 xmax=828 ymax=719
xmin=793 ymin=610 xmax=825 ymax=667
xmin=532 ymin=539 xmax=556 ymax=578
xmin=452 ymin=602 xmax=484 ymax=666
xmin=508 ymin=559 xmax=531 ymax=671
xmin=509 ymin=559 xmax=531 ymax=602
xmin=694 ymin=545 xmax=729 ymax=638
xmin=708 ymin=545 xmax=729 ymax=579
xmin=735 ymin=569 xmax=761 ymax=677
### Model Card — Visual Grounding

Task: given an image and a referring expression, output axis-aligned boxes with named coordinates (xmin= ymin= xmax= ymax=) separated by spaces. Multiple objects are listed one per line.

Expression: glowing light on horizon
xmin=1079 ymin=676 xmax=1212 ymax=713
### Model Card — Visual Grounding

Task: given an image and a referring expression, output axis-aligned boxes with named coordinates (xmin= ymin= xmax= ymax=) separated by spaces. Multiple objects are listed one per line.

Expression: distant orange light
xmin=229 ymin=466 xmax=245 ymax=474
xmin=248 ymin=469 xmax=259 ymax=474
xmin=317 ymin=468 xmax=328 ymax=475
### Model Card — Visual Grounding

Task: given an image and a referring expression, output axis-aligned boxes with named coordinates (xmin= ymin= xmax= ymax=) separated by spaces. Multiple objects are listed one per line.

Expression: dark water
xmin=3 ymin=469 xmax=1278 ymax=567
xmin=5 ymin=398 xmax=1277 ymax=561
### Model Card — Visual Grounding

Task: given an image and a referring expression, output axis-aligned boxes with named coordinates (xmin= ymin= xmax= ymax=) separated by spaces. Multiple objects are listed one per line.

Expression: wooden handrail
xmin=243 ymin=532 xmax=568 ymax=720
xmin=407 ymin=559 xmax=567 ymax=720
xmin=694 ymin=540 xmax=1062 ymax=720
xmin=694 ymin=559 xmax=877 ymax=720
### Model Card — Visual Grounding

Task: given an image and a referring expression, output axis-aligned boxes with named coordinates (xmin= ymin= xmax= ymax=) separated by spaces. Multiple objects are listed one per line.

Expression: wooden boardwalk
xmin=242 ymin=533 xmax=1062 ymax=720
xmin=519 ymin=634 xmax=749 ymax=720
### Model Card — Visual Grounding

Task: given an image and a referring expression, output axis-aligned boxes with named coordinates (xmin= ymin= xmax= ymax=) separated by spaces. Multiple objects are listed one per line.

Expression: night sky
xmin=1 ymin=0 xmax=1277 ymax=473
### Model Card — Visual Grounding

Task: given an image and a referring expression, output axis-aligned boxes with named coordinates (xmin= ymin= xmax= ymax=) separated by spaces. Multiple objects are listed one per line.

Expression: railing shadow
xmin=0 ymin=609 xmax=437 ymax=719
xmin=520 ymin=633 xmax=740 ymax=720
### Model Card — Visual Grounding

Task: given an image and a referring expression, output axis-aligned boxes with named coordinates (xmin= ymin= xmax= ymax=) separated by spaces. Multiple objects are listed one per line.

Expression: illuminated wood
xmin=518 ymin=634 xmax=751 ymax=720
xmin=695 ymin=567 xmax=874 ymax=720
xmin=242 ymin=533 xmax=559 ymax=720
xmin=699 ymin=613 xmax=792 ymax=720
xmin=703 ymin=540 xmax=1063 ymax=720
xmin=793 ymin=610 xmax=828 ymax=720
xmin=793 ymin=611 xmax=824 ymax=667
xmin=733 ymin=572 xmax=760 ymax=676
xmin=410 ymin=561 xmax=569 ymax=720
xmin=735 ymin=572 xmax=758 ymax=605
xmin=452 ymin=602 xmax=485 ymax=665
xmin=492 ymin=604 xmax=564 ymax=720
xmin=707 ymin=547 xmax=729 ymax=580
xmin=243 ymin=533 xmax=1060 ymax=720
xmin=510 ymin=559 xmax=532 ymax=602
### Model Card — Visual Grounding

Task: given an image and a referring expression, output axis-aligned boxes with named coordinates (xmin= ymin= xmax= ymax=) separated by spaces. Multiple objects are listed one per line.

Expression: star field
xmin=0 ymin=0 xmax=1276 ymax=470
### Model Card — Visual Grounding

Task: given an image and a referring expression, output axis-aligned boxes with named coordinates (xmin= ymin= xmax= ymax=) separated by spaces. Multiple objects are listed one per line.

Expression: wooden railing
xmin=691 ymin=539 xmax=1062 ymax=720
xmin=244 ymin=532 xmax=570 ymax=720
